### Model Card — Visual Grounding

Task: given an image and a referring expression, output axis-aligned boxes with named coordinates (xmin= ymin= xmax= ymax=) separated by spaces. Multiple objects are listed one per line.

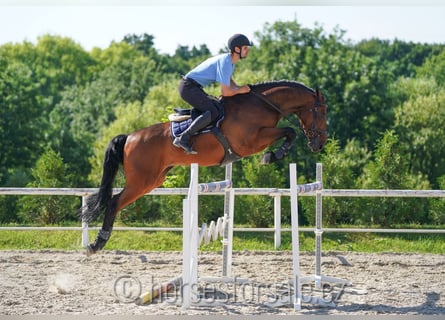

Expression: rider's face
xmin=240 ymin=45 xmax=250 ymax=59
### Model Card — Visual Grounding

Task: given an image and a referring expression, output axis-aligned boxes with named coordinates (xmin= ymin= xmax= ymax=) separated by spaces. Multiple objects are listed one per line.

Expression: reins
xmin=250 ymin=89 xmax=327 ymax=138
xmin=250 ymin=90 xmax=300 ymax=128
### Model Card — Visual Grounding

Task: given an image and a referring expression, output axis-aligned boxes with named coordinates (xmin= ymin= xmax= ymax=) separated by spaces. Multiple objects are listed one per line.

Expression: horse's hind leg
xmin=87 ymin=193 xmax=121 ymax=255
xmin=87 ymin=174 xmax=169 ymax=256
xmin=86 ymin=185 xmax=147 ymax=255
xmin=261 ymin=127 xmax=296 ymax=164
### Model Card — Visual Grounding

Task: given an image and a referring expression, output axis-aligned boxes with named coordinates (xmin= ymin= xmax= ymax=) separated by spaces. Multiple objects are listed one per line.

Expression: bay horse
xmin=81 ymin=80 xmax=327 ymax=256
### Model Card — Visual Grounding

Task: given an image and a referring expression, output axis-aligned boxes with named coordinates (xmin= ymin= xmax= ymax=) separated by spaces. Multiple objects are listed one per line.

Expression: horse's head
xmin=248 ymin=80 xmax=328 ymax=154
xmin=298 ymin=88 xmax=328 ymax=153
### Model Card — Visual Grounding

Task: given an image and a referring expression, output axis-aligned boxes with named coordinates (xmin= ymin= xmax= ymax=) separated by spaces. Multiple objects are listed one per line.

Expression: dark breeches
xmin=179 ymin=78 xmax=221 ymax=121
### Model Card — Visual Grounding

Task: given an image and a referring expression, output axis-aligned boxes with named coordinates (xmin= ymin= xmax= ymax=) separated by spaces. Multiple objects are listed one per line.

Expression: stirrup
xmin=173 ymin=137 xmax=197 ymax=154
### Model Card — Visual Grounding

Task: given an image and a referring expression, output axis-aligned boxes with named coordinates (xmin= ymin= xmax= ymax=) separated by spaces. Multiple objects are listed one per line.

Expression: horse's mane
xmin=250 ymin=80 xmax=315 ymax=94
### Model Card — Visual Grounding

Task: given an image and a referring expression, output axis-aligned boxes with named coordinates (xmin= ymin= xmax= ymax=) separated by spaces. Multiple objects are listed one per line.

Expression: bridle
xmin=301 ymin=96 xmax=328 ymax=141
xmin=250 ymin=90 xmax=327 ymax=141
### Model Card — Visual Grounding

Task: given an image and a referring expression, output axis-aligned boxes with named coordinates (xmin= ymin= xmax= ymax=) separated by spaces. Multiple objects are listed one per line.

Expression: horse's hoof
xmin=261 ymin=152 xmax=272 ymax=164
xmin=185 ymin=149 xmax=197 ymax=155
xmin=86 ymin=245 xmax=96 ymax=257
xmin=261 ymin=152 xmax=278 ymax=164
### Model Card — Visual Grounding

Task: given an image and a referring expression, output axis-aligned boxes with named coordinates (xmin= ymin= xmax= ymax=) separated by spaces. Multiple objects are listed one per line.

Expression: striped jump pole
xmin=266 ymin=163 xmax=350 ymax=310
xmin=290 ymin=162 xmax=303 ymax=310
xmin=299 ymin=163 xmax=350 ymax=296
xmin=293 ymin=163 xmax=350 ymax=309
xmin=265 ymin=163 xmax=319 ymax=310
xmin=182 ymin=163 xmax=200 ymax=308
xmin=138 ymin=163 xmax=238 ymax=307
xmin=222 ymin=162 xmax=234 ymax=278
xmin=181 ymin=163 xmax=241 ymax=309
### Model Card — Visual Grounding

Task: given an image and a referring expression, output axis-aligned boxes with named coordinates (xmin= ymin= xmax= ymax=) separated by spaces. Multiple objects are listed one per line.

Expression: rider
xmin=173 ymin=33 xmax=253 ymax=154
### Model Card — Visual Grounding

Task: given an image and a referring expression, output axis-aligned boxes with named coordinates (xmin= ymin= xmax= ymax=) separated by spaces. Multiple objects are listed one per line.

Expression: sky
xmin=0 ymin=4 xmax=444 ymax=55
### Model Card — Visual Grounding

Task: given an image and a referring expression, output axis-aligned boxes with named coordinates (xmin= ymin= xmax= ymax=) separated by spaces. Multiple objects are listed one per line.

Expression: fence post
xmin=222 ymin=163 xmax=233 ymax=277
xmin=274 ymin=195 xmax=281 ymax=249
xmin=315 ymin=162 xmax=323 ymax=287
xmin=182 ymin=163 xmax=199 ymax=309
xmin=289 ymin=163 xmax=302 ymax=310
xmin=81 ymin=196 xmax=89 ymax=248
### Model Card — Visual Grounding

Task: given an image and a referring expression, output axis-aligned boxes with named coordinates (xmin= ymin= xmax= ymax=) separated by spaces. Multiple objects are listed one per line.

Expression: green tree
xmin=49 ymin=41 xmax=164 ymax=186
xmin=392 ymin=77 xmax=445 ymax=188
xmin=417 ymin=49 xmax=445 ymax=86
xmin=168 ymin=44 xmax=212 ymax=76
xmin=234 ymin=155 xmax=286 ymax=227
xmin=358 ymin=131 xmax=430 ymax=226
xmin=356 ymin=38 xmax=445 ymax=78
xmin=123 ymin=33 xmax=155 ymax=55
xmin=304 ymin=138 xmax=370 ymax=226
xmin=33 ymin=35 xmax=97 ymax=102
xmin=17 ymin=148 xmax=78 ymax=224
xmin=0 ymin=60 xmax=43 ymax=183
xmin=246 ymin=20 xmax=329 ymax=80
xmin=0 ymin=36 xmax=97 ymax=187
xmin=429 ymin=175 xmax=445 ymax=224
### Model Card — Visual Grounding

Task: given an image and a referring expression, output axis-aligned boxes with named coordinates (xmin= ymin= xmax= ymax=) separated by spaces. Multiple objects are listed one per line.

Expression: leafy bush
xmin=357 ymin=131 xmax=430 ymax=226
xmin=17 ymin=148 xmax=79 ymax=224
xmin=429 ymin=175 xmax=445 ymax=224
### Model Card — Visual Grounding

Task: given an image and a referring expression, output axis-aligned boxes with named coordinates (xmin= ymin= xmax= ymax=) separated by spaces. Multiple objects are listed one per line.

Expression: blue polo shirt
xmin=185 ymin=53 xmax=234 ymax=87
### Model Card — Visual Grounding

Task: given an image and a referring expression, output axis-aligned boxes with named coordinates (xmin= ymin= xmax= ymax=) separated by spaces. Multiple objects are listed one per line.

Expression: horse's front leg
xmin=261 ymin=127 xmax=296 ymax=164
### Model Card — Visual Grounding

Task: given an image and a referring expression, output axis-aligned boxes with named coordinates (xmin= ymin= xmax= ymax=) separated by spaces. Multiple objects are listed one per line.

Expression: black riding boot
xmin=173 ymin=111 xmax=212 ymax=154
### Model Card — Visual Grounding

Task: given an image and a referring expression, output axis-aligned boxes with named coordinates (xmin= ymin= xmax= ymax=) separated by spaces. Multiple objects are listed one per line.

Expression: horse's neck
xmin=263 ymin=87 xmax=311 ymax=116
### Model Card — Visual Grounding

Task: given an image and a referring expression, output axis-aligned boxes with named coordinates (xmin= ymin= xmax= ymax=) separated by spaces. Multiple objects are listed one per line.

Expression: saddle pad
xmin=170 ymin=115 xmax=225 ymax=138
xmin=171 ymin=119 xmax=194 ymax=137
xmin=169 ymin=106 xmax=225 ymax=138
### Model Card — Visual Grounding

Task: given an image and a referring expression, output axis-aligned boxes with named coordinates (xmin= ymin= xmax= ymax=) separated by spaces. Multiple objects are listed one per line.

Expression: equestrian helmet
xmin=228 ymin=34 xmax=253 ymax=52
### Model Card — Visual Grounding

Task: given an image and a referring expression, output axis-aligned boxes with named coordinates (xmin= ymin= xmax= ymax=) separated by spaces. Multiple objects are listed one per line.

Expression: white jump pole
xmin=302 ymin=163 xmax=350 ymax=289
xmin=222 ymin=163 xmax=234 ymax=278
xmin=81 ymin=196 xmax=89 ymax=248
xmin=274 ymin=195 xmax=282 ymax=249
xmin=315 ymin=162 xmax=323 ymax=286
xmin=267 ymin=163 xmax=349 ymax=310
xmin=182 ymin=163 xmax=199 ymax=309
xmin=182 ymin=163 xmax=242 ymax=308
xmin=290 ymin=163 xmax=302 ymax=310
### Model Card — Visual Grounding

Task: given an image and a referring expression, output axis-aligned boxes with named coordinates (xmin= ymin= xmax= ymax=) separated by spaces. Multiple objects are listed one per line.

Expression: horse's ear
xmin=315 ymin=88 xmax=323 ymax=100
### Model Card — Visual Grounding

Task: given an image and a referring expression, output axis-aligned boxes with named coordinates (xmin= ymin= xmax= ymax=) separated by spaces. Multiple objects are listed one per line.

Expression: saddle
xmin=169 ymin=108 xmax=223 ymax=138
xmin=168 ymin=107 xmax=241 ymax=166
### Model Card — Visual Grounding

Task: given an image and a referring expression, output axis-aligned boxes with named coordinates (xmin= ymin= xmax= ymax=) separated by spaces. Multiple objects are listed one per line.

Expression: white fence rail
xmin=1 ymin=187 xmax=445 ymax=248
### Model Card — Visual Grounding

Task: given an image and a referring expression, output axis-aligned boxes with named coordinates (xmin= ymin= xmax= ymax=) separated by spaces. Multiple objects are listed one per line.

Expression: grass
xmin=0 ymin=226 xmax=444 ymax=253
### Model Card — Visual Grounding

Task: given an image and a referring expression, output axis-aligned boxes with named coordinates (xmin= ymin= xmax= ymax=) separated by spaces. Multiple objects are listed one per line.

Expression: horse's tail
xmin=81 ymin=134 xmax=128 ymax=223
